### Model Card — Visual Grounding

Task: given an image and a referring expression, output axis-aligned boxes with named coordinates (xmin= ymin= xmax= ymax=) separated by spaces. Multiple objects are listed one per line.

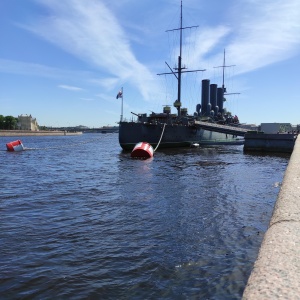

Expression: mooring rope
xmin=153 ymin=123 xmax=166 ymax=152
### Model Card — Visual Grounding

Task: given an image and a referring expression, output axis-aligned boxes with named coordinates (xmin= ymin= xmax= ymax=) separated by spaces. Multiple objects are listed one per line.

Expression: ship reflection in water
xmin=0 ymin=133 xmax=289 ymax=299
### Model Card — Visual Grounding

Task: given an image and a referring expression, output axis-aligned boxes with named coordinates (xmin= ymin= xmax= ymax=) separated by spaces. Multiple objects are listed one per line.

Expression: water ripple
xmin=0 ymin=135 xmax=289 ymax=299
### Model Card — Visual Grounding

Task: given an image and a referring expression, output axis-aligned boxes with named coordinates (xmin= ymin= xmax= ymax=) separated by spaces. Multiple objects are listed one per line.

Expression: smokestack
xmin=201 ymin=79 xmax=210 ymax=116
xmin=217 ymin=87 xmax=224 ymax=113
xmin=210 ymin=84 xmax=217 ymax=111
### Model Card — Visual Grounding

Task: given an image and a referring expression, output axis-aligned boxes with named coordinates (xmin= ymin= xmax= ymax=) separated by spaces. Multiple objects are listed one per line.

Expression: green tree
xmin=4 ymin=116 xmax=18 ymax=130
xmin=0 ymin=115 xmax=4 ymax=129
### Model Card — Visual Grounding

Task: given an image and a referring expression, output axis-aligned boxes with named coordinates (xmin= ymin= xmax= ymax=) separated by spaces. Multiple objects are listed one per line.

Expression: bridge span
xmin=194 ymin=120 xmax=249 ymax=136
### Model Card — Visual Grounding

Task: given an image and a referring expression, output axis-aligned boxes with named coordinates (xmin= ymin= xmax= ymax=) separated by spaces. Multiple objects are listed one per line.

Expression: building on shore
xmin=18 ymin=114 xmax=39 ymax=131
xmin=258 ymin=123 xmax=299 ymax=134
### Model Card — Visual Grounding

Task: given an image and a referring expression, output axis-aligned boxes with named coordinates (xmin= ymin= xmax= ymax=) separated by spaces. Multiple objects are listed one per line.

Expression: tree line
xmin=0 ymin=115 xmax=18 ymax=130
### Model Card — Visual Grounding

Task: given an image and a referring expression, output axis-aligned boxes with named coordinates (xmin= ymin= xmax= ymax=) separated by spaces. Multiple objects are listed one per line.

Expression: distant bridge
xmin=194 ymin=121 xmax=249 ymax=136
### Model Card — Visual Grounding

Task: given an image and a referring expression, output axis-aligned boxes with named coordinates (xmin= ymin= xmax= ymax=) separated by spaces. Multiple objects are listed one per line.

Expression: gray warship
xmin=119 ymin=1 xmax=243 ymax=151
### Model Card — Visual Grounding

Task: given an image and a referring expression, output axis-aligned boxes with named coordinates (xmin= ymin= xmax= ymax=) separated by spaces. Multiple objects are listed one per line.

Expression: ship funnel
xmin=217 ymin=87 xmax=224 ymax=113
xmin=201 ymin=79 xmax=210 ymax=116
xmin=210 ymin=84 xmax=217 ymax=111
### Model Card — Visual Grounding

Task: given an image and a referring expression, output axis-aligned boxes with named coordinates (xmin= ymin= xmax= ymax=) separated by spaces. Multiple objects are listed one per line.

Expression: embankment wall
xmin=243 ymin=136 xmax=300 ymax=299
xmin=0 ymin=130 xmax=82 ymax=136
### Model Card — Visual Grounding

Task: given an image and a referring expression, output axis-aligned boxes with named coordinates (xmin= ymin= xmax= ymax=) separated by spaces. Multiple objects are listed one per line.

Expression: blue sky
xmin=0 ymin=0 xmax=300 ymax=127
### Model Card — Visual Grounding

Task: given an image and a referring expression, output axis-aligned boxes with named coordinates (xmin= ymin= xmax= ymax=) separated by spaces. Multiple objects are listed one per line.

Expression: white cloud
xmin=225 ymin=0 xmax=300 ymax=73
xmin=0 ymin=58 xmax=92 ymax=80
xmin=183 ymin=0 xmax=300 ymax=75
xmin=58 ymin=84 xmax=83 ymax=91
xmin=211 ymin=1 xmax=298 ymax=73
xmin=89 ymin=77 xmax=119 ymax=91
xmin=182 ymin=26 xmax=231 ymax=67
xmin=6 ymin=0 xmax=300 ymax=106
xmin=25 ymin=0 xmax=158 ymax=100
xmin=80 ymin=98 xmax=94 ymax=101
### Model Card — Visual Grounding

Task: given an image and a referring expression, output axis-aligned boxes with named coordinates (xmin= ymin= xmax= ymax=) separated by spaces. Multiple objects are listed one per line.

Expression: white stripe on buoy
xmin=6 ymin=140 xmax=24 ymax=152
xmin=131 ymin=142 xmax=154 ymax=159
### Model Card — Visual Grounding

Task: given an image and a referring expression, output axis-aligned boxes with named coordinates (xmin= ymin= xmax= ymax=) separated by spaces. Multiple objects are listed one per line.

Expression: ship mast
xmin=222 ymin=49 xmax=226 ymax=92
xmin=214 ymin=49 xmax=239 ymax=96
xmin=177 ymin=1 xmax=183 ymax=116
xmin=157 ymin=0 xmax=205 ymax=117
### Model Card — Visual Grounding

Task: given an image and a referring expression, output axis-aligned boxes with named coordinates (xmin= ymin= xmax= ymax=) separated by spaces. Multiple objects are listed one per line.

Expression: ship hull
xmin=119 ymin=122 xmax=243 ymax=150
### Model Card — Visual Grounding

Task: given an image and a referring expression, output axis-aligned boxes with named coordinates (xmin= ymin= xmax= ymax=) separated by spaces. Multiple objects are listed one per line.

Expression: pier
xmin=243 ymin=136 xmax=300 ymax=299
xmin=244 ymin=132 xmax=297 ymax=153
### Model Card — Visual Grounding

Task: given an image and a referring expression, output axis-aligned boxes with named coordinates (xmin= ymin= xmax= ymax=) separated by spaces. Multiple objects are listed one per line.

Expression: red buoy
xmin=131 ymin=142 xmax=154 ymax=159
xmin=6 ymin=140 xmax=24 ymax=152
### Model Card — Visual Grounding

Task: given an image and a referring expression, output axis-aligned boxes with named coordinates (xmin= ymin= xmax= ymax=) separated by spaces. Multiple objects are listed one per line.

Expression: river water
xmin=0 ymin=133 xmax=289 ymax=299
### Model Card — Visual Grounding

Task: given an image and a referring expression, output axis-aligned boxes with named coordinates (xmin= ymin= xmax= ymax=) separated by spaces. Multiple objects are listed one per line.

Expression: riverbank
xmin=0 ymin=130 xmax=82 ymax=136
xmin=243 ymin=136 xmax=300 ymax=299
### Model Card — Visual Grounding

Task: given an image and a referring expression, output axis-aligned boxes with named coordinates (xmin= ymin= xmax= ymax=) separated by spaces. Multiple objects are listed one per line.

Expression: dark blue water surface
xmin=0 ymin=133 xmax=289 ymax=299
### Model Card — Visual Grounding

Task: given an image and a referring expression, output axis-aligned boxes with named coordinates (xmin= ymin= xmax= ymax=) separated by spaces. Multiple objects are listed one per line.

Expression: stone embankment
xmin=243 ymin=136 xmax=300 ymax=299
xmin=0 ymin=130 xmax=82 ymax=136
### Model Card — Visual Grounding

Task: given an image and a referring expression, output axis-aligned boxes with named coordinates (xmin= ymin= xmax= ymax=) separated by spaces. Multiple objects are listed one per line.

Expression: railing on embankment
xmin=243 ymin=136 xmax=300 ymax=299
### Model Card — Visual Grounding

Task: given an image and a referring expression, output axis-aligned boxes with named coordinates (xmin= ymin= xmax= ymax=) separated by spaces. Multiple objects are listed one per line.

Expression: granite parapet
xmin=243 ymin=136 xmax=300 ymax=299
